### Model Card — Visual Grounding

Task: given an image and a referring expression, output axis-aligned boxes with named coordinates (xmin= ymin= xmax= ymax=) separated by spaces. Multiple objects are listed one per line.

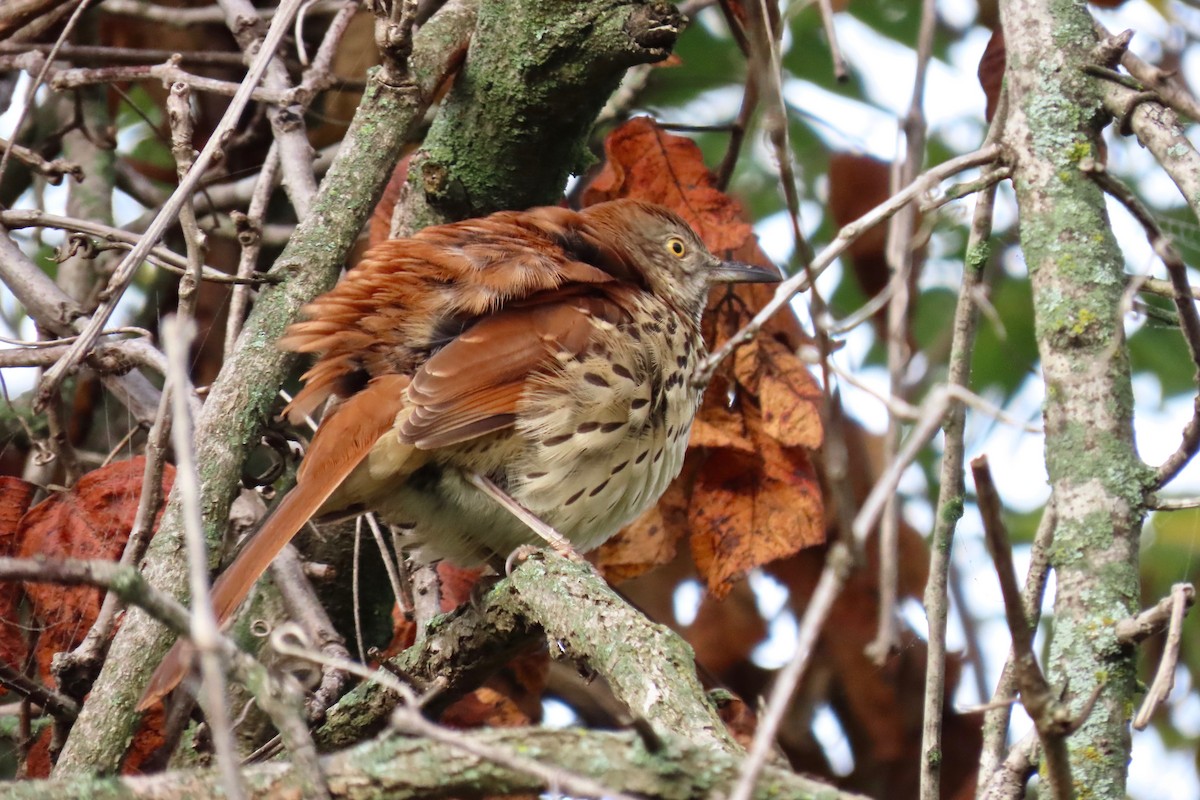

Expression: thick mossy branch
xmin=397 ymin=0 xmax=684 ymax=232
xmin=7 ymin=728 xmax=869 ymax=800
xmin=317 ymin=553 xmax=734 ymax=753
xmin=999 ymin=0 xmax=1148 ymax=795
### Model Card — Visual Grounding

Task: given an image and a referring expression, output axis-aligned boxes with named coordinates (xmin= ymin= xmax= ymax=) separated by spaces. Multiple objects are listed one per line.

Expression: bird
xmin=137 ymin=198 xmax=779 ymax=710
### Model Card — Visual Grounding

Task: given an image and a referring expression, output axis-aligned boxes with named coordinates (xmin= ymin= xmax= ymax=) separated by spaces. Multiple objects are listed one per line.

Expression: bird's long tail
xmin=137 ymin=374 xmax=412 ymax=711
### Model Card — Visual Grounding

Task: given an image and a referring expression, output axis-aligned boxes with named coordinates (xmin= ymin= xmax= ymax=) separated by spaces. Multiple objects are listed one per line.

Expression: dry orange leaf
xmin=690 ymin=408 xmax=824 ymax=594
xmin=583 ymin=116 xmax=755 ymax=255
xmin=977 ymin=28 xmax=1006 ymax=124
xmin=0 ymin=477 xmax=37 ymax=686
xmin=17 ymin=457 xmax=174 ymax=683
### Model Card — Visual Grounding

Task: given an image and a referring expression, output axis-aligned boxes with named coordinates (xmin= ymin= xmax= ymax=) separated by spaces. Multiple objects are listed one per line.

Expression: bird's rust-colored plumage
xmin=138 ymin=199 xmax=779 ymax=711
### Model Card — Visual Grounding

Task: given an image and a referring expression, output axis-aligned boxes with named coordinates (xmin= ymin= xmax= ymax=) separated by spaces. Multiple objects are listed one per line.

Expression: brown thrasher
xmin=138 ymin=199 xmax=778 ymax=710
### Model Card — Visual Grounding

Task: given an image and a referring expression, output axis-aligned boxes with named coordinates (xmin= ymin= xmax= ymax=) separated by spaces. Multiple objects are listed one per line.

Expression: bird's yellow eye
xmin=666 ymin=237 xmax=687 ymax=258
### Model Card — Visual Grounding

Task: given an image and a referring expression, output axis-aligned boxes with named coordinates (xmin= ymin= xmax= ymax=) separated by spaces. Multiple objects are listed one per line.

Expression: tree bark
xmin=1000 ymin=0 xmax=1149 ymax=795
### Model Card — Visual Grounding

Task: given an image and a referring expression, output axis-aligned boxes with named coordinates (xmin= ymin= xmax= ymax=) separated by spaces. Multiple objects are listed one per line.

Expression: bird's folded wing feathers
xmin=402 ymin=291 xmax=632 ymax=449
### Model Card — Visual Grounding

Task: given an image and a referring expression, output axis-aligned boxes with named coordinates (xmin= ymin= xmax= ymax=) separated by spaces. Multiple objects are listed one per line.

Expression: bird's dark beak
xmin=708 ymin=259 xmax=781 ymax=284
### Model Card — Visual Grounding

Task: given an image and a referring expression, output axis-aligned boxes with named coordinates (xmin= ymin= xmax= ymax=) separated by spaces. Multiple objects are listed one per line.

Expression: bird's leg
xmin=464 ymin=471 xmax=584 ymax=562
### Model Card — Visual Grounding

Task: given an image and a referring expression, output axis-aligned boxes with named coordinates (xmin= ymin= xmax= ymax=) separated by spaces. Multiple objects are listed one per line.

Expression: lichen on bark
xmin=1000 ymin=0 xmax=1152 ymax=794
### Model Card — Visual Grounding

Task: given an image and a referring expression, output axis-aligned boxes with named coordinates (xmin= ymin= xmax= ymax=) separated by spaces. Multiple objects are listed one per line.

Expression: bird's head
xmin=578 ymin=200 xmax=780 ymax=323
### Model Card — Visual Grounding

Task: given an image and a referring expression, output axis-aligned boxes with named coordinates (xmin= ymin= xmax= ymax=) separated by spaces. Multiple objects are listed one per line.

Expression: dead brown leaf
xmin=0 ymin=478 xmax=37 ymax=689
xmin=17 ymin=457 xmax=174 ymax=683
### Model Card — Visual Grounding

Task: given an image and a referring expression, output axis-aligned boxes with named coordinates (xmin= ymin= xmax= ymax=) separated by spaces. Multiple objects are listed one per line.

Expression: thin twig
xmin=162 ymin=316 xmax=246 ymax=800
xmin=813 ymin=0 xmax=847 ymax=80
xmin=166 ymin=82 xmax=208 ymax=322
xmin=978 ymin=499 xmax=1056 ymax=788
xmin=715 ymin=72 xmax=758 ymax=191
xmin=225 ymin=142 xmax=281 ymax=358
xmin=917 ymin=178 xmax=995 ymax=800
xmin=97 ymin=0 xmax=344 ymax=24
xmin=870 ymin=0 xmax=938 ymax=668
xmin=34 ymin=0 xmax=308 ymax=409
xmin=972 ymin=456 xmax=1073 ymax=800
xmin=0 ymin=209 xmax=267 ymax=285
xmin=0 ymin=0 xmax=96 ymax=188
xmin=48 ymin=58 xmax=298 ymax=104
xmin=0 ymin=41 xmax=253 ymax=67
xmin=746 ymin=0 xmax=815 ymax=267
xmin=268 ymin=546 xmax=352 ymax=729
xmin=1116 ymin=582 xmax=1194 ymax=644
xmin=1140 ymin=278 xmax=1200 ymax=304
xmin=0 ymin=663 xmax=79 ymax=722
xmin=0 ymin=558 xmax=191 ymax=635
xmin=0 ymin=136 xmax=82 ymax=184
xmin=1149 ymin=495 xmax=1200 ymax=510
xmin=852 ymin=387 xmax=950 ymax=545
xmin=1130 ymin=583 xmax=1195 ymax=729
xmin=697 ymin=145 xmax=1003 ymax=381
xmin=727 ymin=543 xmax=855 ymax=800
xmin=1083 ymin=163 xmax=1200 ymax=487
xmin=364 ymin=513 xmax=409 ymax=627
xmin=216 ymin=0 xmax=319 ymax=217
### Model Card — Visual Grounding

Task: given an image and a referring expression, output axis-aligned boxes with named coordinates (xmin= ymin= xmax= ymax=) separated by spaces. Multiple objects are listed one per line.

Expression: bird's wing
xmin=401 ymin=290 xmax=632 ymax=449
xmin=278 ymin=217 xmax=622 ymax=420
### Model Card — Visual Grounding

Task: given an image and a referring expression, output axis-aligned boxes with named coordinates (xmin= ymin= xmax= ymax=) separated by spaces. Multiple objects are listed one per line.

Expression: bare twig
xmin=813 ymin=0 xmax=847 ymax=80
xmin=920 ymin=166 xmax=1011 ymax=212
xmin=0 ymin=663 xmax=79 ymax=722
xmin=0 ymin=0 xmax=96 ymax=188
xmin=697 ymin=145 xmax=1003 ymax=381
xmin=745 ymin=0 xmax=815 ymax=267
xmin=972 ymin=456 xmax=1073 ymax=800
xmin=1149 ymin=495 xmax=1200 ymax=510
xmin=48 ymin=58 xmax=298 ymax=105
xmin=166 ymin=82 xmax=208 ymax=322
xmin=917 ymin=180 xmax=996 ymax=800
xmin=727 ymin=543 xmax=855 ymax=800
xmin=34 ymin=0 xmax=308 ymax=409
xmin=364 ymin=513 xmax=410 ymax=625
xmin=268 ymin=547 xmax=346 ymax=783
xmin=0 ymin=136 xmax=82 ymax=184
xmin=1082 ymin=163 xmax=1200 ymax=487
xmin=296 ymin=0 xmax=360 ymax=99
xmin=871 ymin=0 xmax=938 ymax=668
xmin=714 ymin=72 xmax=758 ymax=191
xmin=852 ymin=387 xmax=951 ymax=544
xmin=1116 ymin=582 xmax=1194 ymax=644
xmin=0 ymin=558 xmax=191 ymax=636
xmin=978 ymin=500 xmax=1057 ymax=788
xmin=98 ymin=0 xmax=344 ymax=25
xmin=0 ymin=223 xmax=163 ymax=425
xmin=1129 ymin=583 xmax=1195 ymax=729
xmin=1087 ymin=21 xmax=1200 ymax=124
xmin=0 ymin=41 xmax=252 ymax=68
xmin=162 ymin=316 xmax=246 ymax=800
xmin=224 ymin=143 xmax=280 ymax=358
xmin=216 ymin=0 xmax=319 ymax=217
